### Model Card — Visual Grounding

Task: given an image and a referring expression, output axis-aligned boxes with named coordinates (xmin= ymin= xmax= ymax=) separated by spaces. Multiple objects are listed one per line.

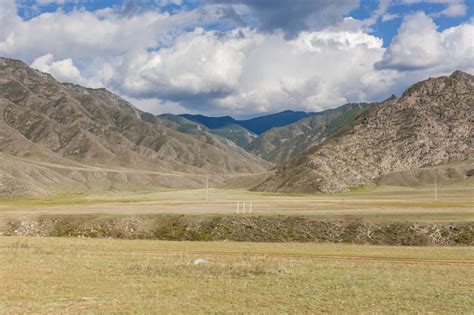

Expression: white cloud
xmin=439 ymin=2 xmax=467 ymax=17
xmin=382 ymin=13 xmax=400 ymax=22
xmin=397 ymin=0 xmax=468 ymax=17
xmin=35 ymin=0 xmax=67 ymax=4
xmin=0 ymin=1 xmax=21 ymax=41
xmin=116 ymin=28 xmax=387 ymax=115
xmin=125 ymin=97 xmax=189 ymax=115
xmin=376 ymin=13 xmax=443 ymax=70
xmin=0 ymin=0 xmax=472 ymax=117
xmin=157 ymin=0 xmax=183 ymax=6
xmin=376 ymin=12 xmax=474 ymax=72
xmin=30 ymin=53 xmax=96 ymax=86
xmin=0 ymin=1 xmax=226 ymax=62
xmin=117 ymin=28 xmax=249 ymax=100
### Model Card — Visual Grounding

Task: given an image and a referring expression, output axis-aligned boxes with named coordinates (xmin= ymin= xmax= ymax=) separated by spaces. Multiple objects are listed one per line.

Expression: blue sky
xmin=3 ymin=0 xmax=473 ymax=117
xmin=16 ymin=0 xmax=473 ymax=46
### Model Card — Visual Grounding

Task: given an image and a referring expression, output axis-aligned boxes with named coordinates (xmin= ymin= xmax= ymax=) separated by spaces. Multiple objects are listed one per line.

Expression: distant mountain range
xmin=246 ymin=103 xmax=372 ymax=163
xmin=179 ymin=110 xmax=312 ymax=135
xmin=0 ymin=56 xmax=472 ymax=197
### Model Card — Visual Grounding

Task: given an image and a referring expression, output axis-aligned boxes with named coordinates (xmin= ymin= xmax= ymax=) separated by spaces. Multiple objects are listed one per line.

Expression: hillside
xmin=158 ymin=115 xmax=257 ymax=148
xmin=254 ymin=71 xmax=474 ymax=193
xmin=0 ymin=57 xmax=269 ymax=197
xmin=180 ymin=110 xmax=313 ymax=135
xmin=247 ymin=103 xmax=370 ymax=163
xmin=209 ymin=124 xmax=257 ymax=148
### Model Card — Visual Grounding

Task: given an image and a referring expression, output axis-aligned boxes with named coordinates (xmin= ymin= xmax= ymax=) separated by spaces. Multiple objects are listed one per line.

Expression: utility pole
xmin=205 ymin=176 xmax=209 ymax=202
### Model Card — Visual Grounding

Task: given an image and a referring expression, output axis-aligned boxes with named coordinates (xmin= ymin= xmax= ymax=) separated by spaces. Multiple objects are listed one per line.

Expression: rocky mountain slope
xmin=207 ymin=124 xmax=257 ymax=148
xmin=254 ymin=71 xmax=473 ymax=193
xmin=0 ymin=57 xmax=269 ymax=197
xmin=247 ymin=103 xmax=370 ymax=163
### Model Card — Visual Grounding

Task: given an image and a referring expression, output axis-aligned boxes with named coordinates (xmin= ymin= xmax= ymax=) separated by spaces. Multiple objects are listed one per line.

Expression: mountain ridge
xmin=246 ymin=103 xmax=372 ymax=163
xmin=0 ymin=57 xmax=270 ymax=197
xmin=1 ymin=56 xmax=471 ymax=197
xmin=179 ymin=110 xmax=313 ymax=135
xmin=253 ymin=70 xmax=474 ymax=193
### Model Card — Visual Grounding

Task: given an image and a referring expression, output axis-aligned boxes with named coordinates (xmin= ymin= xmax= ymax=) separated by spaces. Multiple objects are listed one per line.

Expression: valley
xmin=0 ymin=57 xmax=472 ymax=314
xmin=1 ymin=0 xmax=473 ymax=312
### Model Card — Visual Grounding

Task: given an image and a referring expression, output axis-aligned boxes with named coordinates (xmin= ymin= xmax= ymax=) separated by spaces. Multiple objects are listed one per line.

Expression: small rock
xmin=278 ymin=267 xmax=287 ymax=274
xmin=193 ymin=258 xmax=208 ymax=265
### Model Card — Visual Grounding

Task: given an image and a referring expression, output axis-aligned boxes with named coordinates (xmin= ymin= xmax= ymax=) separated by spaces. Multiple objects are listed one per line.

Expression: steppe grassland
xmin=0 ymin=237 xmax=473 ymax=313
xmin=0 ymin=182 xmax=473 ymax=222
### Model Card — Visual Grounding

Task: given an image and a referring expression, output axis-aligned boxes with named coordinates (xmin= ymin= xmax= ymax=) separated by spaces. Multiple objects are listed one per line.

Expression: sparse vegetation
xmin=4 ymin=213 xmax=473 ymax=245
xmin=0 ymin=237 xmax=472 ymax=313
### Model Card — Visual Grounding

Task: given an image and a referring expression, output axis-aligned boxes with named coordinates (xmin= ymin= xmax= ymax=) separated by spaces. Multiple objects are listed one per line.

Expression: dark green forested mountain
xmin=180 ymin=110 xmax=313 ymax=135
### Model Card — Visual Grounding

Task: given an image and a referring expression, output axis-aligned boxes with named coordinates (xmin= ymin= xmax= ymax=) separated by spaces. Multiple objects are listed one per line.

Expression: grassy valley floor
xmin=1 ymin=184 xmax=473 ymax=221
xmin=1 ymin=237 xmax=473 ymax=313
xmin=0 ymin=184 xmax=472 ymax=312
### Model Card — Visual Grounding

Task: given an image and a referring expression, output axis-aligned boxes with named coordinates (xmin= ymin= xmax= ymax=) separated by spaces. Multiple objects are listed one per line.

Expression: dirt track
xmin=1 ymin=245 xmax=472 ymax=266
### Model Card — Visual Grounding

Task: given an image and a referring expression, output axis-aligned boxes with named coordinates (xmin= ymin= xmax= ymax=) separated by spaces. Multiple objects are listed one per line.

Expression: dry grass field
xmin=0 ymin=183 xmax=472 ymax=312
xmin=0 ymin=237 xmax=473 ymax=313
xmin=0 ymin=182 xmax=473 ymax=222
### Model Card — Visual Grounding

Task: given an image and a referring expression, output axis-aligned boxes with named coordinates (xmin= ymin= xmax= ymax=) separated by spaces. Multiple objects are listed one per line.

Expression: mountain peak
xmin=450 ymin=70 xmax=474 ymax=81
xmin=402 ymin=70 xmax=473 ymax=99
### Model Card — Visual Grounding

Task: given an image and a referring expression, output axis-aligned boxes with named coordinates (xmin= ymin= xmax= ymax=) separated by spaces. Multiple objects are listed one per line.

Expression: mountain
xmin=247 ymin=103 xmax=371 ymax=163
xmin=179 ymin=114 xmax=236 ymax=129
xmin=0 ymin=57 xmax=269 ymax=197
xmin=237 ymin=110 xmax=312 ymax=135
xmin=208 ymin=124 xmax=257 ymax=148
xmin=254 ymin=71 xmax=474 ymax=193
xmin=180 ymin=110 xmax=313 ymax=135
xmin=158 ymin=115 xmax=257 ymax=148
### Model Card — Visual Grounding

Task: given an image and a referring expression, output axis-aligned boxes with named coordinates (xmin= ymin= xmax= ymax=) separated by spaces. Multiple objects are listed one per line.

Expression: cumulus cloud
xmin=376 ymin=12 xmax=474 ymax=72
xmin=0 ymin=1 xmax=228 ymax=62
xmin=30 ymin=53 xmax=96 ymax=86
xmin=115 ymin=28 xmax=388 ymax=115
xmin=211 ymin=0 xmax=360 ymax=38
xmin=117 ymin=28 xmax=248 ymax=100
xmin=1 ymin=0 xmax=473 ymax=117
xmin=376 ymin=13 xmax=443 ymax=70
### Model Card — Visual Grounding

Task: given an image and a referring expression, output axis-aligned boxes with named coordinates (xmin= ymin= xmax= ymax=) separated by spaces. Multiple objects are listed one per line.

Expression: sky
xmin=1 ymin=0 xmax=473 ymax=117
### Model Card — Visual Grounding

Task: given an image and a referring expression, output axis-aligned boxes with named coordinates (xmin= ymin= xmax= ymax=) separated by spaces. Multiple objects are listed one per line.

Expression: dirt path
xmin=2 ymin=153 xmax=276 ymax=178
xmin=1 ymin=245 xmax=472 ymax=266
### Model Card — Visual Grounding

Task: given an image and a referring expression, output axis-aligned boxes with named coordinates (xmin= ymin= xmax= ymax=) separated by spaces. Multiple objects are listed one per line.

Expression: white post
xmin=434 ymin=173 xmax=438 ymax=202
xmin=236 ymin=202 xmax=240 ymax=214
xmin=249 ymin=201 xmax=253 ymax=213
xmin=242 ymin=202 xmax=246 ymax=214
xmin=206 ymin=176 xmax=209 ymax=202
